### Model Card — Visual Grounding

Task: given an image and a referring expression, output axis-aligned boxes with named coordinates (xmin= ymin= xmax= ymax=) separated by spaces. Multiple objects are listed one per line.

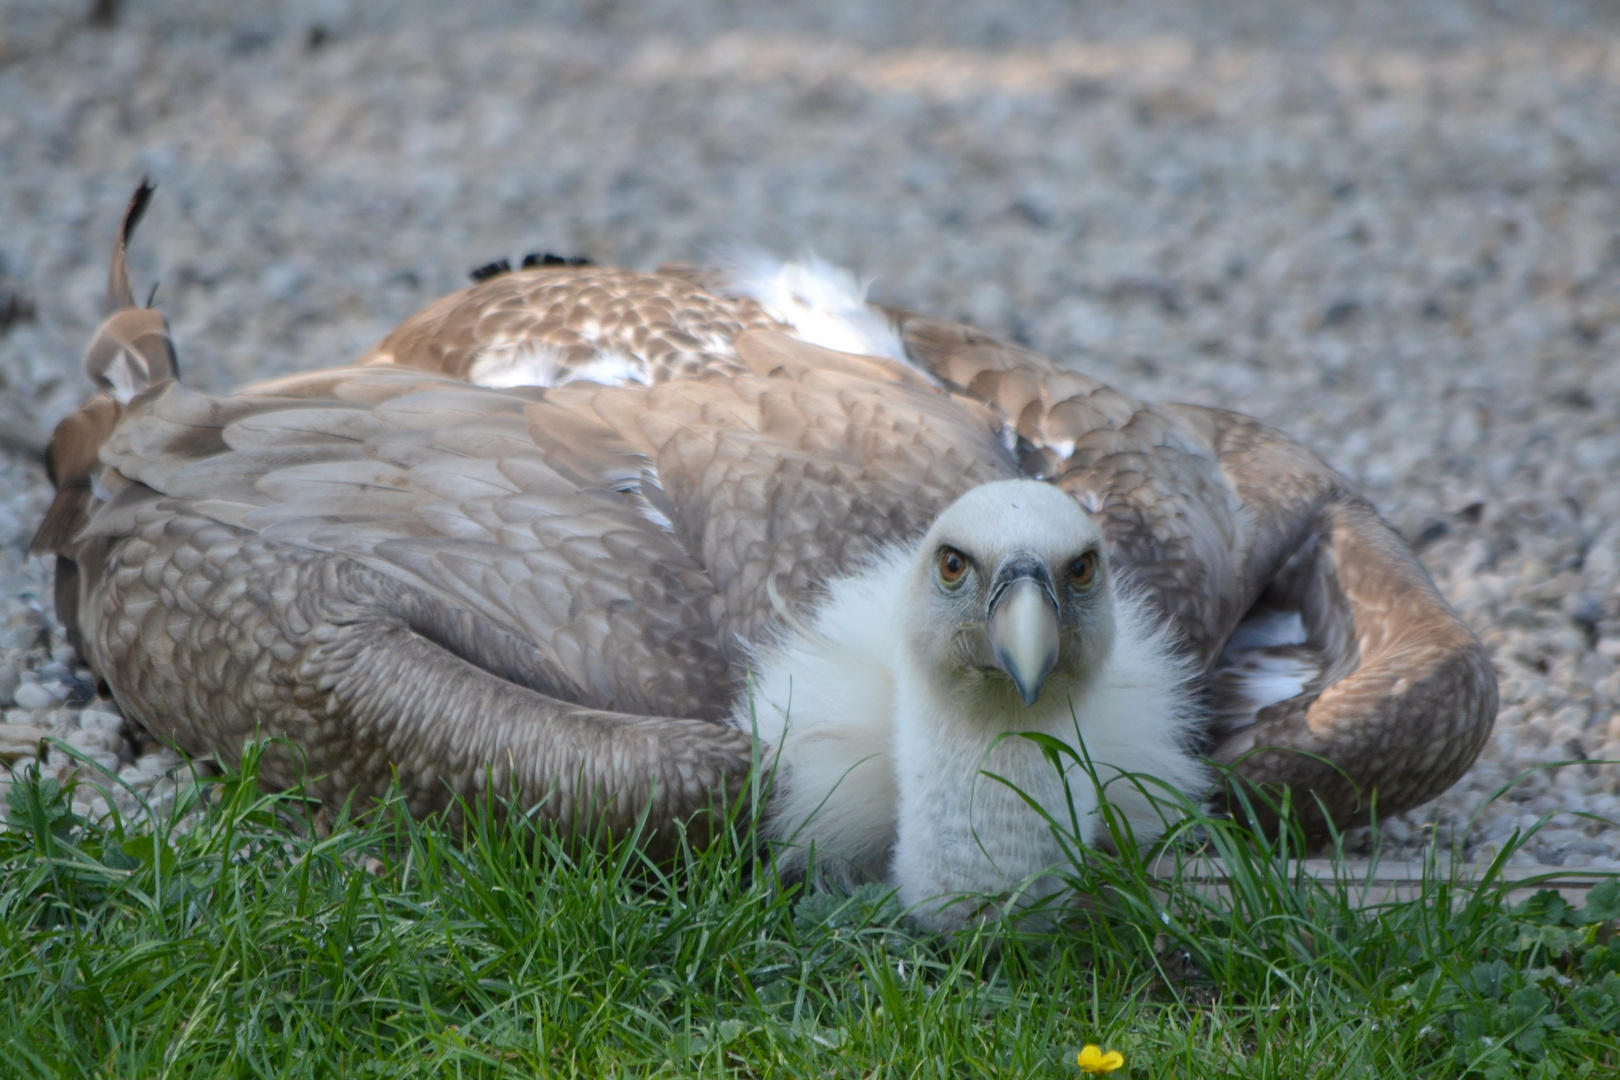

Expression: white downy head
xmin=900 ymin=479 xmax=1117 ymax=719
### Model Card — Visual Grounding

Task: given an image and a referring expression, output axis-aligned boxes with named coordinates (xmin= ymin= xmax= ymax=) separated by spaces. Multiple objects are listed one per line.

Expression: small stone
xmin=59 ymin=674 xmax=96 ymax=707
xmin=135 ymin=747 xmax=180 ymax=774
xmin=79 ymin=751 xmax=120 ymax=775
xmin=12 ymin=683 xmax=61 ymax=711
xmin=1535 ymin=827 xmax=1590 ymax=855
xmin=66 ymin=727 xmax=122 ymax=756
xmin=1567 ymin=591 xmax=1605 ymax=635
xmin=0 ymin=723 xmax=49 ymax=762
xmin=1500 ymin=606 xmax=1544 ymax=630
xmin=1379 ymin=817 xmax=1415 ymax=845
xmin=49 ymin=645 xmax=78 ymax=667
xmin=78 ymin=710 xmax=124 ymax=734
xmin=0 ymin=608 xmax=46 ymax=651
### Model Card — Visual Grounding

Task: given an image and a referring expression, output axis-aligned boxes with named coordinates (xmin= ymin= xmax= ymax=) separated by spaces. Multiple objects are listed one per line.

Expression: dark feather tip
xmin=469 ymin=258 xmax=513 ymax=283
xmin=522 ymin=252 xmax=593 ymax=269
xmin=122 ymin=178 xmax=157 ymax=246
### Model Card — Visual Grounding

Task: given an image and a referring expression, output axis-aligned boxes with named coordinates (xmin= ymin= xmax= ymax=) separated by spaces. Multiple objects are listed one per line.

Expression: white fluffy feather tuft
xmin=722 ymin=252 xmax=908 ymax=363
xmin=738 ymin=550 xmax=911 ymax=886
xmin=1210 ymin=607 xmax=1321 ymax=732
xmin=1047 ymin=585 xmax=1207 ymax=844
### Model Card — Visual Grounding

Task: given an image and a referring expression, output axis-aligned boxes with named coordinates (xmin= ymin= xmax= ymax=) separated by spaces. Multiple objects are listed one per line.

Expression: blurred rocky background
xmin=2 ymin=0 xmax=1619 ymax=864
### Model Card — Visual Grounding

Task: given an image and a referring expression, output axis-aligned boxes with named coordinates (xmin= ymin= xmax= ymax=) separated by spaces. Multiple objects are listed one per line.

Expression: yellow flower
xmin=1077 ymin=1044 xmax=1125 ymax=1073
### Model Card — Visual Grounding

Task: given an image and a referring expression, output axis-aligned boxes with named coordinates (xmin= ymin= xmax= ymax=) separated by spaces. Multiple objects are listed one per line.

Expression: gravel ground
xmin=3 ymin=0 xmax=1620 ymax=867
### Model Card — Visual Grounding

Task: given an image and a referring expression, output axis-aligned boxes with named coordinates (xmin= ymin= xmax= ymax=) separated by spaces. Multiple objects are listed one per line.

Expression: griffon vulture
xmin=33 ymin=188 xmax=1497 ymax=925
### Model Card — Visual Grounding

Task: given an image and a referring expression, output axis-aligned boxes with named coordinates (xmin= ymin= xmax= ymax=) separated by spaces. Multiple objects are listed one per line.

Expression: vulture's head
xmin=904 ymin=480 xmax=1116 ymax=714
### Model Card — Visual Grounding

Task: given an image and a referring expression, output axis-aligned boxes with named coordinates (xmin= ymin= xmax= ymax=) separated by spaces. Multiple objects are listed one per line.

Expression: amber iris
xmin=937 ymin=546 xmax=969 ymax=586
xmin=1068 ymin=551 xmax=1098 ymax=590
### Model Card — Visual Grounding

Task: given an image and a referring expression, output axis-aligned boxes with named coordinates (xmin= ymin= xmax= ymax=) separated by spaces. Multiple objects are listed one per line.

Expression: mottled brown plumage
xmin=35 ymin=195 xmax=1497 ymax=846
xmin=360 ymin=264 xmax=784 ymax=388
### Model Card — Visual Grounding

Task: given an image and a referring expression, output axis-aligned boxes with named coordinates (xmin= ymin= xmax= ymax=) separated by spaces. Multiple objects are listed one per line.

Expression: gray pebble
xmin=11 ymin=683 xmax=60 ymax=711
xmin=77 ymin=751 xmax=121 ymax=776
xmin=66 ymin=727 xmax=122 ymax=756
xmin=0 ymin=607 xmax=47 ymax=652
xmin=78 ymin=710 xmax=124 ymax=733
xmin=59 ymin=675 xmax=95 ymax=708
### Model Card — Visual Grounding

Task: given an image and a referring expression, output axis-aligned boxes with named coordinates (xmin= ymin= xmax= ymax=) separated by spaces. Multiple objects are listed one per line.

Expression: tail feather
xmin=106 ymin=177 xmax=156 ymax=312
xmin=32 ymin=181 xmax=182 ymax=653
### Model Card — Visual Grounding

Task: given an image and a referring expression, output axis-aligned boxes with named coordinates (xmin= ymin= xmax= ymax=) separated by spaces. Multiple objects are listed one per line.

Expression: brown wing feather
xmin=89 ymin=371 xmax=732 ymax=718
xmin=69 ymin=347 xmax=1020 ymax=839
xmin=530 ymin=330 xmax=1018 ymax=646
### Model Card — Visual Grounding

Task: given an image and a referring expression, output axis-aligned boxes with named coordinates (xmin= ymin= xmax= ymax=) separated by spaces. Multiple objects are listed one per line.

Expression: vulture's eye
xmin=937 ymin=547 xmax=970 ymax=589
xmin=1067 ymin=552 xmax=1098 ymax=591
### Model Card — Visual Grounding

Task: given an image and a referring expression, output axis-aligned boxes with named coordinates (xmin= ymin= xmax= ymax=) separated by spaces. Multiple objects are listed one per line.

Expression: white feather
xmin=1211 ymin=607 xmax=1319 ymax=730
xmin=567 ymin=350 xmax=646 ymax=387
xmin=467 ymin=341 xmax=648 ymax=389
xmin=740 ymin=549 xmax=910 ymax=886
xmin=722 ymin=253 xmax=909 ymax=363
xmin=1224 ymin=608 xmax=1306 ymax=651
xmin=1212 ymin=650 xmax=1320 ymax=731
xmin=102 ymin=348 xmax=148 ymax=404
xmin=1231 ymin=655 xmax=1316 ymax=711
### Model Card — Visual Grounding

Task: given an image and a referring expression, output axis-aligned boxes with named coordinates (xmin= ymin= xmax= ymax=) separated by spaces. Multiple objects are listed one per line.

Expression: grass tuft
xmin=0 ymin=741 xmax=1616 ymax=1078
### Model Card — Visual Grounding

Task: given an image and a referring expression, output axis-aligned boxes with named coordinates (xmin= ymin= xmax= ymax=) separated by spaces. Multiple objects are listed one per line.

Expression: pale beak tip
xmin=989 ymin=575 xmax=1061 ymax=708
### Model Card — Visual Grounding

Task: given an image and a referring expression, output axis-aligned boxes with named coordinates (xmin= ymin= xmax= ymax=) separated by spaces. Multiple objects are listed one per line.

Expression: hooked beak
xmin=987 ymin=561 xmax=1060 ymax=707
